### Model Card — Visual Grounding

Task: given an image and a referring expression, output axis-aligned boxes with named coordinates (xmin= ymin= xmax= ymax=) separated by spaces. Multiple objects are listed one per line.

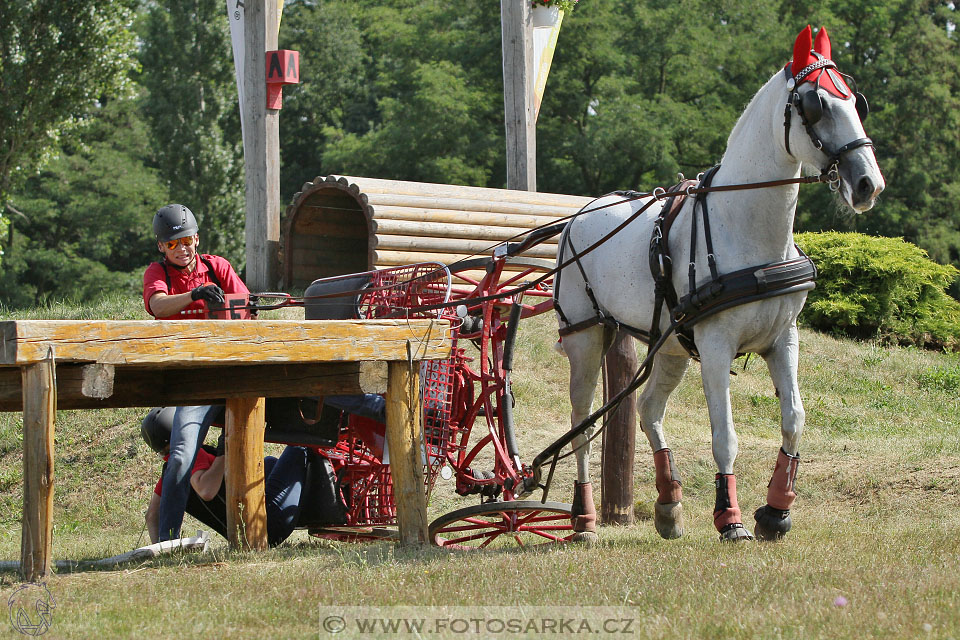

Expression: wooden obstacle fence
xmin=281 ymin=175 xmax=593 ymax=288
xmin=2 ymin=319 xmax=449 ymax=581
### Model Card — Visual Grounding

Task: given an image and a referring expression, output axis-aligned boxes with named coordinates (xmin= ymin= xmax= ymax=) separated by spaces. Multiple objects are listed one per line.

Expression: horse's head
xmin=784 ymin=26 xmax=885 ymax=212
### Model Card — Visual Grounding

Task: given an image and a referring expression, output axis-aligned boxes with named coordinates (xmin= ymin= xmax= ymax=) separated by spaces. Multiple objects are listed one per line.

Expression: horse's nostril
xmin=856 ymin=177 xmax=874 ymax=200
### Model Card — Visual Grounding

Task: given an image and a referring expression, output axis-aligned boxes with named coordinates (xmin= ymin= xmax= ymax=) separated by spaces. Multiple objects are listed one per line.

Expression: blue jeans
xmin=158 ymin=404 xmax=225 ymax=541
xmin=325 ymin=394 xmax=385 ymax=423
xmin=264 ymin=446 xmax=309 ymax=546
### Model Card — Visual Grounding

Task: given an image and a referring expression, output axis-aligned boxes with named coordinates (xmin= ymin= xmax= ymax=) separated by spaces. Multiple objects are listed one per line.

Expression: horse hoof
xmin=570 ymin=531 xmax=599 ymax=547
xmin=718 ymin=523 xmax=754 ymax=542
xmin=753 ymin=505 xmax=792 ymax=541
xmin=654 ymin=501 xmax=684 ymax=539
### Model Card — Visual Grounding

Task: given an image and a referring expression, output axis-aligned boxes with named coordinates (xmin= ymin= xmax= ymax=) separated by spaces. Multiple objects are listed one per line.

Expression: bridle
xmin=782 ymin=55 xmax=873 ymax=190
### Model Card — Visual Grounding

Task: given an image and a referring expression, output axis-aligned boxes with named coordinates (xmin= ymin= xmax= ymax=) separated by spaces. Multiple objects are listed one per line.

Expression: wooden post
xmin=242 ymin=0 xmax=280 ymax=290
xmin=224 ymin=396 xmax=268 ymax=550
xmin=600 ymin=331 xmax=638 ymax=525
xmin=385 ymin=358 xmax=428 ymax=545
xmin=21 ymin=350 xmax=55 ymax=581
xmin=501 ymin=0 xmax=536 ymax=191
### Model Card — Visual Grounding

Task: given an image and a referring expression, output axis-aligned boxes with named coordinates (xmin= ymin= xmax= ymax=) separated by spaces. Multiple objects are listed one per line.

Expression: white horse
xmin=555 ymin=26 xmax=884 ymax=541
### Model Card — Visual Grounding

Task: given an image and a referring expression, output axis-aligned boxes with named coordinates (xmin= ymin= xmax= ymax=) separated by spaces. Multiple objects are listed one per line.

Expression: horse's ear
xmin=791 ymin=25 xmax=813 ymax=76
xmin=814 ymin=26 xmax=832 ymax=59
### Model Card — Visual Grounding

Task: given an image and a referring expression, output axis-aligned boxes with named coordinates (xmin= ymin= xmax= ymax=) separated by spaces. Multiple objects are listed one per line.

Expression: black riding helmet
xmin=153 ymin=204 xmax=199 ymax=243
xmin=141 ymin=407 xmax=176 ymax=453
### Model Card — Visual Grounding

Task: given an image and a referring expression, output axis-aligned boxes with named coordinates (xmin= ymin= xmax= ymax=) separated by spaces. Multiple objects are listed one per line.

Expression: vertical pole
xmin=224 ymin=397 xmax=268 ymax=550
xmin=600 ymin=331 xmax=638 ymax=525
xmin=501 ymin=0 xmax=536 ymax=191
xmin=21 ymin=350 xmax=55 ymax=581
xmin=242 ymin=0 xmax=280 ymax=290
xmin=385 ymin=358 xmax=428 ymax=546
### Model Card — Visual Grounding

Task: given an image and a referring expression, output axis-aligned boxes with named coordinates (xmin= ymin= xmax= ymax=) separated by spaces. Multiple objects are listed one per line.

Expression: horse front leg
xmin=638 ymin=352 xmax=689 ymax=539
xmin=755 ymin=325 xmax=804 ymax=540
xmin=563 ymin=326 xmax=608 ymax=543
xmin=700 ymin=340 xmax=754 ymax=541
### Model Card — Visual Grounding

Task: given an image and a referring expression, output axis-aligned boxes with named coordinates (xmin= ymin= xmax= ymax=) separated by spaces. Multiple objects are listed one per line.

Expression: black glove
xmin=215 ymin=431 xmax=225 ymax=457
xmin=191 ymin=284 xmax=224 ymax=304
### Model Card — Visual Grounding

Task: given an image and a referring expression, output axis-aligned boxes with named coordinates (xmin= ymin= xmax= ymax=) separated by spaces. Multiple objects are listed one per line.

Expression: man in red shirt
xmin=142 ymin=204 xmax=248 ymax=319
xmin=143 ymin=204 xmax=250 ymax=542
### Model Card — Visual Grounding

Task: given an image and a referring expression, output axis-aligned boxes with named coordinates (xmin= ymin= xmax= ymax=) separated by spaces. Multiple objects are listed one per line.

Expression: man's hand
xmin=191 ymin=284 xmax=224 ymax=303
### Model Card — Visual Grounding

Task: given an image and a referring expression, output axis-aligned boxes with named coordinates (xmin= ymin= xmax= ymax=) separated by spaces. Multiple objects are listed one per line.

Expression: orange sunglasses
xmin=163 ymin=236 xmax=196 ymax=251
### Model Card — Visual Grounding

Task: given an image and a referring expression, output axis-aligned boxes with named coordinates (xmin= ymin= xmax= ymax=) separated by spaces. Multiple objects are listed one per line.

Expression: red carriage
xmin=257 ymin=237 xmax=576 ymax=548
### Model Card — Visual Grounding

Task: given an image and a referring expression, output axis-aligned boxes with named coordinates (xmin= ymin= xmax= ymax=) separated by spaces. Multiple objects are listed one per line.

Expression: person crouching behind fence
xmin=142 ymin=408 xmax=317 ymax=546
xmin=142 ymin=204 xmax=250 ymax=542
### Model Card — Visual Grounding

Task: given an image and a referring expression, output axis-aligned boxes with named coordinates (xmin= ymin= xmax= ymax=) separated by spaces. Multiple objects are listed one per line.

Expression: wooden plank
xmin=1 ymin=319 xmax=450 ymax=366
xmin=289 ymin=241 xmax=367 ymax=264
xmin=385 ymin=360 xmax=428 ymax=545
xmin=292 ymin=218 xmax=369 ymax=238
xmin=375 ymin=234 xmax=556 ymax=258
xmin=335 ymin=175 xmax=589 ymax=207
xmin=0 ymin=362 xmax=386 ymax=411
xmin=370 ymin=205 xmax=576 ymax=227
xmin=374 ymin=249 xmax=558 ymax=272
xmin=20 ymin=353 xmax=55 ymax=581
xmin=365 ymin=193 xmax=579 ymax=217
xmin=372 ymin=218 xmax=561 ymax=244
xmin=224 ymin=396 xmax=268 ymax=550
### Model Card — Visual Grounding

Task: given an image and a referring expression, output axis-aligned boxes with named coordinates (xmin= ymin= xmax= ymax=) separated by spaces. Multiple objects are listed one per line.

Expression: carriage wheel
xmin=430 ymin=501 xmax=574 ymax=549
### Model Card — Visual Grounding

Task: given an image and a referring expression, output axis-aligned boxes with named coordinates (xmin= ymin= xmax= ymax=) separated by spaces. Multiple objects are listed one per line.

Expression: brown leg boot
xmin=754 ymin=449 xmax=799 ymax=540
xmin=570 ymin=481 xmax=598 ymax=545
xmin=714 ymin=473 xmax=753 ymax=541
xmin=652 ymin=448 xmax=683 ymax=539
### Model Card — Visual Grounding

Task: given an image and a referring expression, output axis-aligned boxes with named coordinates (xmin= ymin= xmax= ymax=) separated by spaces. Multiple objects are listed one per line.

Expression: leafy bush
xmin=796 ymin=232 xmax=960 ymax=349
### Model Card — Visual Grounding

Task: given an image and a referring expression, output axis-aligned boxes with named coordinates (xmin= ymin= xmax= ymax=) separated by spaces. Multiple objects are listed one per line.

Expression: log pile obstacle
xmin=281 ymin=175 xmax=593 ymax=288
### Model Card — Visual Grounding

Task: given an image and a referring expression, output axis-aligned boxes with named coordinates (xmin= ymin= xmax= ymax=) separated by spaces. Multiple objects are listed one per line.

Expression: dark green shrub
xmin=796 ymin=232 xmax=960 ymax=349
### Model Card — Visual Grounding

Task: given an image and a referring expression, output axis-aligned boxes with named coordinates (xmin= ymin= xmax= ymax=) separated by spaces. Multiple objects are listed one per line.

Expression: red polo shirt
xmin=154 ymin=448 xmax=217 ymax=496
xmin=143 ymin=254 xmax=249 ymax=319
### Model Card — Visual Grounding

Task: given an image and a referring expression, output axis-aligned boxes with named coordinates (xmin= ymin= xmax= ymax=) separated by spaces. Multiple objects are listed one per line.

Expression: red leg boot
xmin=570 ymin=481 xmax=598 ymax=545
xmin=652 ymin=448 xmax=683 ymax=539
xmin=714 ymin=473 xmax=753 ymax=541
xmin=754 ymin=449 xmax=799 ymax=540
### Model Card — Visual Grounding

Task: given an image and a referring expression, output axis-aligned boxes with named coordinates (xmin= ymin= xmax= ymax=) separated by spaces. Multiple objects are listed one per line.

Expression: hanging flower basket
xmin=532 ymin=4 xmax=560 ymax=27
xmin=531 ymin=0 xmax=579 ymax=26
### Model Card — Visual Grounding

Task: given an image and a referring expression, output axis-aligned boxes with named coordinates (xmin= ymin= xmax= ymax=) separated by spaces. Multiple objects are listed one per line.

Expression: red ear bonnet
xmin=789 ymin=25 xmax=852 ymax=98
xmin=791 ymin=25 xmax=814 ymax=77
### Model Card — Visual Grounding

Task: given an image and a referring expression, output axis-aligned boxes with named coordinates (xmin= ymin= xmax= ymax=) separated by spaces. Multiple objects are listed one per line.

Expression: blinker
xmin=794 ymin=87 xmax=869 ymax=126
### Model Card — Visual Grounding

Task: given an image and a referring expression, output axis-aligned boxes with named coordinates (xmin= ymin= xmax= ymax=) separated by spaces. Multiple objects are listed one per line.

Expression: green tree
xmin=138 ymin=0 xmax=245 ymax=268
xmin=316 ymin=0 xmax=505 ymax=188
xmin=0 ymin=97 xmax=167 ymax=308
xmin=278 ymin=1 xmax=369 ymax=202
xmin=0 ymin=0 xmax=139 ymax=265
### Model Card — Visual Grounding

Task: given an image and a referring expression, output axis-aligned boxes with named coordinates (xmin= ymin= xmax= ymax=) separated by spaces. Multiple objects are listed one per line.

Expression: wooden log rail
xmin=282 ymin=175 xmax=593 ymax=287
xmin=1 ymin=319 xmax=450 ymax=582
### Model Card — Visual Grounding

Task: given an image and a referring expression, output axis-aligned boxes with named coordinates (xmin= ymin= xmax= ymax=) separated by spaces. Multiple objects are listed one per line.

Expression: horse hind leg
xmin=637 ymin=352 xmax=689 ymax=539
xmin=563 ymin=326 xmax=608 ymax=544
xmin=755 ymin=327 xmax=804 ymax=540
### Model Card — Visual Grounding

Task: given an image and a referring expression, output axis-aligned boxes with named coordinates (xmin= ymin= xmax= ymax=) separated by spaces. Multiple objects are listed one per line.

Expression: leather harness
xmin=554 ymin=166 xmax=818 ymax=359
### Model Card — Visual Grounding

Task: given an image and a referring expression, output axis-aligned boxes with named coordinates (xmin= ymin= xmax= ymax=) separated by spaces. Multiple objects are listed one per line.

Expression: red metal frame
xmin=305 ymin=257 xmax=563 ymax=541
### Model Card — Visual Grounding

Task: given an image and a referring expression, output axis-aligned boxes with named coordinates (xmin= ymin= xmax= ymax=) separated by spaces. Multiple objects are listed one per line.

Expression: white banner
xmin=226 ymin=0 xmax=246 ymax=145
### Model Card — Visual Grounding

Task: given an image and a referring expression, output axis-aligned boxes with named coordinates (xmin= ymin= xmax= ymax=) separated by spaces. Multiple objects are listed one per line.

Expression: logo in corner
xmin=8 ymin=582 xmax=56 ymax=636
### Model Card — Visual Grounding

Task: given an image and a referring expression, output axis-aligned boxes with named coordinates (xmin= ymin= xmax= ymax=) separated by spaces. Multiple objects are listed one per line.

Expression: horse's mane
xmin=721 ymin=70 xmax=783 ymax=162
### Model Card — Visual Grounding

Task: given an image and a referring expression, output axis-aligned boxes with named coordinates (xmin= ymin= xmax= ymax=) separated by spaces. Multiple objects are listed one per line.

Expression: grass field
xmin=1 ymin=296 xmax=959 ymax=639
